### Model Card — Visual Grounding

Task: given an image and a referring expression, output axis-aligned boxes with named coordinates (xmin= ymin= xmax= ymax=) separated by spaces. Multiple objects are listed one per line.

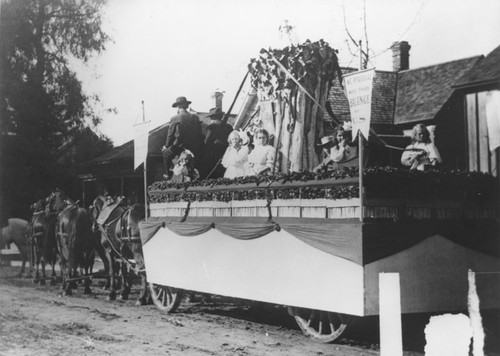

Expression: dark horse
xmin=54 ymin=191 xmax=96 ymax=296
xmin=89 ymin=195 xmax=115 ymax=290
xmin=28 ymin=193 xmax=63 ymax=284
xmin=93 ymin=196 xmax=149 ymax=305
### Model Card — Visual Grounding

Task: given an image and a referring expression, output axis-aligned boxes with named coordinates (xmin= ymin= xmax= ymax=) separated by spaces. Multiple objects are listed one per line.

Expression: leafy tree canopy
xmin=0 ymin=0 xmax=113 ymax=218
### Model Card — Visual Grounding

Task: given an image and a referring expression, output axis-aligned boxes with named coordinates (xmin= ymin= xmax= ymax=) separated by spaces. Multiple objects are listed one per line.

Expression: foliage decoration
xmin=149 ymin=167 xmax=498 ymax=206
xmin=149 ymin=167 xmax=359 ymax=192
xmin=363 ymin=167 xmax=499 ymax=202
xmin=247 ymin=39 xmax=342 ymax=98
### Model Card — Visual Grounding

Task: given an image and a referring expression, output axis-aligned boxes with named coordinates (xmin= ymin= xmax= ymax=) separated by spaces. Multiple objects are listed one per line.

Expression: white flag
xmin=486 ymin=91 xmax=500 ymax=152
xmin=343 ymin=68 xmax=375 ymax=140
xmin=134 ymin=121 xmax=150 ymax=170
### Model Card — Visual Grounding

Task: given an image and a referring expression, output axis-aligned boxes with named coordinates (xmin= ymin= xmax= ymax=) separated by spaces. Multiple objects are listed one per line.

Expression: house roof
xmin=80 ymin=122 xmax=168 ymax=167
xmin=454 ymin=45 xmax=500 ymax=88
xmin=80 ymin=112 xmax=236 ymax=167
xmin=327 ymin=68 xmax=397 ymax=126
xmin=393 ymin=56 xmax=481 ymax=124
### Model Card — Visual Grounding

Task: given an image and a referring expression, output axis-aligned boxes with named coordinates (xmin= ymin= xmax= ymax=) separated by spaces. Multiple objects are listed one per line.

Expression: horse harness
xmin=28 ymin=210 xmax=59 ymax=245
xmin=96 ymin=203 xmax=143 ymax=273
xmin=55 ymin=204 xmax=80 ymax=240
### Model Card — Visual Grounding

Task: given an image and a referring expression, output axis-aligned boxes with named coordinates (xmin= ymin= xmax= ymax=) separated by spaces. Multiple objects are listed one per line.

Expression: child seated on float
xmin=314 ymin=124 xmax=357 ymax=172
xmin=221 ymin=130 xmax=249 ymax=179
xmin=401 ymin=124 xmax=441 ymax=171
xmin=171 ymin=150 xmax=200 ymax=183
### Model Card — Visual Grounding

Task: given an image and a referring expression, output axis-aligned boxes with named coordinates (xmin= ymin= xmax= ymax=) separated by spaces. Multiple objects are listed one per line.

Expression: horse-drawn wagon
xmin=139 ymin=167 xmax=500 ymax=342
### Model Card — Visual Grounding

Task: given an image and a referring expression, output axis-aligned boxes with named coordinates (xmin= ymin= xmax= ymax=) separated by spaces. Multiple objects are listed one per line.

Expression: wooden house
xmin=453 ymin=44 xmax=500 ymax=177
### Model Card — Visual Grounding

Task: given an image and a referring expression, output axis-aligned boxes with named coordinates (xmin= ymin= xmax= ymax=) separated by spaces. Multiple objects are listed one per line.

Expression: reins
xmin=96 ymin=205 xmax=144 ymax=274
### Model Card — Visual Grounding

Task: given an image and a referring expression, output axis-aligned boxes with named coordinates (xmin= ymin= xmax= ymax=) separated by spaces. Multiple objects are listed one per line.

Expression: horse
xmin=54 ymin=192 xmax=96 ymax=296
xmin=89 ymin=195 xmax=114 ymax=290
xmin=0 ymin=218 xmax=30 ymax=277
xmin=95 ymin=197 xmax=149 ymax=305
xmin=28 ymin=193 xmax=62 ymax=285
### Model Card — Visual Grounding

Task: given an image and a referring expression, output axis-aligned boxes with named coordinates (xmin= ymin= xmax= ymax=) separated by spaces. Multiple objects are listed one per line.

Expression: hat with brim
xmin=317 ymin=136 xmax=334 ymax=146
xmin=207 ymin=107 xmax=225 ymax=119
xmin=172 ymin=96 xmax=192 ymax=108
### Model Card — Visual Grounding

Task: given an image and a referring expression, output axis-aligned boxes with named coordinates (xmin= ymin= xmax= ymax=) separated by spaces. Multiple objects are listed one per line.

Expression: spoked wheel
xmin=149 ymin=283 xmax=183 ymax=312
xmin=288 ymin=306 xmax=348 ymax=343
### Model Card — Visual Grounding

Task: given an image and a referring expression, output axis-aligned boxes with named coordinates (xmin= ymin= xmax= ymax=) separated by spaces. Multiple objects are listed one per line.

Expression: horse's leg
xmin=82 ymin=247 xmax=93 ymax=295
xmin=49 ymin=247 xmax=57 ymax=285
xmin=19 ymin=259 xmax=26 ymax=278
xmin=133 ymin=246 xmax=149 ymax=306
xmin=15 ymin=242 xmax=27 ymax=277
xmin=50 ymin=261 xmax=57 ymax=286
xmin=83 ymin=266 xmax=92 ymax=295
xmin=135 ymin=271 xmax=149 ymax=306
xmin=39 ymin=255 xmax=47 ymax=286
xmin=105 ymin=249 xmax=117 ymax=301
xmin=33 ymin=246 xmax=41 ymax=284
xmin=119 ymin=261 xmax=130 ymax=300
xmin=95 ymin=240 xmax=110 ymax=290
xmin=29 ymin=241 xmax=35 ymax=277
xmin=70 ymin=266 xmax=78 ymax=290
xmin=83 ymin=253 xmax=92 ymax=295
xmin=60 ymin=257 xmax=71 ymax=296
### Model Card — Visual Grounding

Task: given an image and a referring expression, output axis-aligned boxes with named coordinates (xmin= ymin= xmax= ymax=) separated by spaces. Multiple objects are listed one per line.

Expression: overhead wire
xmin=371 ymin=0 xmax=426 ymax=59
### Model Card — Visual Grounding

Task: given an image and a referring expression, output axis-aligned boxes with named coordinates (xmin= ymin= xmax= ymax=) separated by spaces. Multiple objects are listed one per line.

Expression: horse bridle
xmin=96 ymin=204 xmax=144 ymax=274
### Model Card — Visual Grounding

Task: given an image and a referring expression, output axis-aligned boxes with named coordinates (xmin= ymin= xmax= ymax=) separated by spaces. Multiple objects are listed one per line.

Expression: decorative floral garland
xmin=148 ymin=167 xmax=498 ymax=205
xmin=149 ymin=185 xmax=359 ymax=204
xmin=149 ymin=166 xmax=358 ymax=192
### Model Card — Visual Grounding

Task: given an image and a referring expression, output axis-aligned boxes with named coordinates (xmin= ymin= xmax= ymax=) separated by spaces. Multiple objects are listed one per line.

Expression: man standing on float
xmin=162 ymin=96 xmax=203 ymax=180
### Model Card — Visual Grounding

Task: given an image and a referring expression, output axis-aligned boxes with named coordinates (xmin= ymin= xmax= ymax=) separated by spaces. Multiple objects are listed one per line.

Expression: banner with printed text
xmin=343 ymin=68 xmax=375 ymax=140
xmin=134 ymin=121 xmax=150 ymax=170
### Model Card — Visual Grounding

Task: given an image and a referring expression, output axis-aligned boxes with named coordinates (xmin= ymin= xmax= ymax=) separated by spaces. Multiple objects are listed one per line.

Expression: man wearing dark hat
xmin=162 ymin=96 xmax=203 ymax=179
xmin=198 ymin=107 xmax=233 ymax=179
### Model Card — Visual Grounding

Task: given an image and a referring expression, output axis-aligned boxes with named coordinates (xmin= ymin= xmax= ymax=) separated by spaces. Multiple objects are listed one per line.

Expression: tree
xmin=0 ymin=0 xmax=112 ymax=219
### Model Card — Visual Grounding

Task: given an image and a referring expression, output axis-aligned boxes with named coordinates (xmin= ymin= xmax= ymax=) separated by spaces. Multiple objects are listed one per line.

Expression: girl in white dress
xmin=246 ymin=128 xmax=276 ymax=176
xmin=401 ymin=124 xmax=442 ymax=171
xmin=221 ymin=131 xmax=249 ymax=179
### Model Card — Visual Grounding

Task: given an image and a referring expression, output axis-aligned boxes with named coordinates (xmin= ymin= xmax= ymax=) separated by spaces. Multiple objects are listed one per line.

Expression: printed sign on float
xmin=343 ymin=68 xmax=375 ymax=140
xmin=134 ymin=121 xmax=150 ymax=170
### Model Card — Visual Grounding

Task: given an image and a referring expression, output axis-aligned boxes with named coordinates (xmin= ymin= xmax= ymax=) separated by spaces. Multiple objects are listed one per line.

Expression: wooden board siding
xmin=485 ymin=91 xmax=500 ymax=176
xmin=466 ymin=93 xmax=478 ymax=171
xmin=477 ymin=91 xmax=490 ymax=173
xmin=466 ymin=90 xmax=500 ymax=177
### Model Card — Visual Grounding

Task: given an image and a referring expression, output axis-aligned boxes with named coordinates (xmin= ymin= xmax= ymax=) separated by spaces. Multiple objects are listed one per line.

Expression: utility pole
xmin=358 ymin=40 xmax=365 ymax=223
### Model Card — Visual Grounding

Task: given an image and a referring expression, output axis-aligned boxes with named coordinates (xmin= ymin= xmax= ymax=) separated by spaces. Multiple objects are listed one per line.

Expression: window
xmin=466 ymin=90 xmax=499 ymax=176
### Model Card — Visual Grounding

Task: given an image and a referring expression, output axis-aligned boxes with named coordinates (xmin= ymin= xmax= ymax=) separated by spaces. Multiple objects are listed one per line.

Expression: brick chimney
xmin=391 ymin=41 xmax=411 ymax=72
xmin=213 ymin=89 xmax=224 ymax=109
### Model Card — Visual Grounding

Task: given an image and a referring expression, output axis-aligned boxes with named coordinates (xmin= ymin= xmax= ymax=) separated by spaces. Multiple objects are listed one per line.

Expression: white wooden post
xmin=468 ymin=269 xmax=485 ymax=356
xmin=379 ymin=272 xmax=403 ymax=356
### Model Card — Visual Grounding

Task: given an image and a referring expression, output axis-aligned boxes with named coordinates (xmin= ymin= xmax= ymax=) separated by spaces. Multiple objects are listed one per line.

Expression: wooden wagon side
xmin=140 ymin=172 xmax=500 ymax=342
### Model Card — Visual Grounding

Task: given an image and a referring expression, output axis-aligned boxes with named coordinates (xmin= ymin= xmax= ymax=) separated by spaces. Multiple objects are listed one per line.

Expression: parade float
xmin=139 ymin=40 xmax=500 ymax=342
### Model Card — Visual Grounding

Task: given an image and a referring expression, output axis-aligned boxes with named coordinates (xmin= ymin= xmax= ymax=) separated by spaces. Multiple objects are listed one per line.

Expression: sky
xmin=76 ymin=0 xmax=500 ymax=146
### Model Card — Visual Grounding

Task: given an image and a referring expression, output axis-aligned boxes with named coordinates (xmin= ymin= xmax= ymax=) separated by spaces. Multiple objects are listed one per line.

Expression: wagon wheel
xmin=287 ymin=306 xmax=348 ymax=343
xmin=149 ymin=283 xmax=183 ymax=312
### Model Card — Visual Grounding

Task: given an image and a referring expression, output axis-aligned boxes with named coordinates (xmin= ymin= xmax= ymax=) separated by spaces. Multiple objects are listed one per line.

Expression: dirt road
xmin=0 ymin=265 xmax=495 ymax=356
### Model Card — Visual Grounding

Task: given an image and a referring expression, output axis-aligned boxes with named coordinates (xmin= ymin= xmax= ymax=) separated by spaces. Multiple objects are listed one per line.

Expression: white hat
xmin=317 ymin=136 xmax=335 ymax=146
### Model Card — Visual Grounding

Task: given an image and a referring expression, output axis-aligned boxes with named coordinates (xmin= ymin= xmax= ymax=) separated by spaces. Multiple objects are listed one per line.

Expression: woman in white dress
xmin=246 ymin=128 xmax=276 ymax=176
xmin=401 ymin=124 xmax=442 ymax=171
xmin=221 ymin=131 xmax=249 ymax=179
